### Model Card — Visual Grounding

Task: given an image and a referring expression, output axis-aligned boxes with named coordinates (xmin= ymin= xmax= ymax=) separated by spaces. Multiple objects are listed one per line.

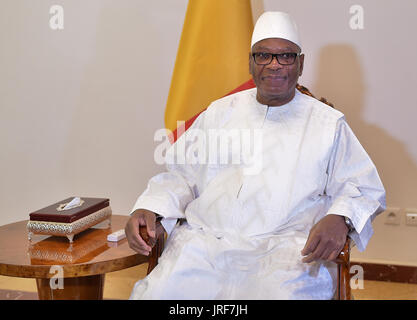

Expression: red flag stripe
xmin=169 ymin=79 xmax=256 ymax=143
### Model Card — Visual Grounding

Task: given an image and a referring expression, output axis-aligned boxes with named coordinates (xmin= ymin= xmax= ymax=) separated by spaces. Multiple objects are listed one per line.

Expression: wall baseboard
xmin=352 ymin=262 xmax=417 ymax=284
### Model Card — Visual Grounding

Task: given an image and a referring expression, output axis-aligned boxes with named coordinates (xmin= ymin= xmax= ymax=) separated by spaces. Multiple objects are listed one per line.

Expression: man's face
xmin=249 ymin=38 xmax=304 ymax=106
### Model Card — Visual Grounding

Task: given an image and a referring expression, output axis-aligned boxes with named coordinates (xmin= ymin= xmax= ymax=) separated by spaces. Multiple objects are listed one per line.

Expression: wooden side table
xmin=0 ymin=215 xmax=147 ymax=299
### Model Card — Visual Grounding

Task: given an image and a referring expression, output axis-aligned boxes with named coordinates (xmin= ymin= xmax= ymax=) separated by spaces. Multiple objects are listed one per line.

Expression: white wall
xmin=1 ymin=0 xmax=416 ymax=265
xmin=0 ymin=0 xmax=187 ymax=224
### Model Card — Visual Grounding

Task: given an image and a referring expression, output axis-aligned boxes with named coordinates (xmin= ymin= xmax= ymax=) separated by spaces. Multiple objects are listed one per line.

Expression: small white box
xmin=107 ymin=229 xmax=126 ymax=242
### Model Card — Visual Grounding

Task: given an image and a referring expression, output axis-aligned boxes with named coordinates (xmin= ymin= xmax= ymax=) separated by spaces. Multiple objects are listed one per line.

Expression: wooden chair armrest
xmin=139 ymin=220 xmax=165 ymax=275
xmin=335 ymin=237 xmax=351 ymax=265
xmin=334 ymin=237 xmax=352 ymax=300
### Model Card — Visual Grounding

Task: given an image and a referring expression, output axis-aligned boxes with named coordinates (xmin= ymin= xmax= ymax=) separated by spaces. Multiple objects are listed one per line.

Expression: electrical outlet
xmin=405 ymin=210 xmax=417 ymax=226
xmin=384 ymin=207 xmax=401 ymax=225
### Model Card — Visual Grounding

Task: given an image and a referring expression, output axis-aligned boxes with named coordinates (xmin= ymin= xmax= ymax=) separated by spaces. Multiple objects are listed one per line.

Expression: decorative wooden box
xmin=27 ymin=197 xmax=112 ymax=243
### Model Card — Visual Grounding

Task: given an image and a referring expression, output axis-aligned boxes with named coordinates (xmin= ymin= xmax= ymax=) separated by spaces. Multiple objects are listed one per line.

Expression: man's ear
xmin=299 ymin=54 xmax=305 ymax=77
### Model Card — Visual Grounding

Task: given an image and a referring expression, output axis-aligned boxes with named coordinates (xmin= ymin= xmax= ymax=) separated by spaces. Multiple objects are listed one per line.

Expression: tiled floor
xmin=1 ymin=263 xmax=416 ymax=300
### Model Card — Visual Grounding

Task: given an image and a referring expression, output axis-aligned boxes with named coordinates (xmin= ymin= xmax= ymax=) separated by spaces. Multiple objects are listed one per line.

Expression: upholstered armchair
xmin=139 ymin=80 xmax=352 ymax=300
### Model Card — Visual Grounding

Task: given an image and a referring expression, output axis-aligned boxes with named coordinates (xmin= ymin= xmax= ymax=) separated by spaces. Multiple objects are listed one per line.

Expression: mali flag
xmin=165 ymin=0 xmax=254 ymax=136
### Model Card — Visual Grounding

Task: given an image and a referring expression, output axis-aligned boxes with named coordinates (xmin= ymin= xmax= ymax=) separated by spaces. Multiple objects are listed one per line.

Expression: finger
xmin=139 ymin=224 xmax=155 ymax=248
xmin=327 ymin=250 xmax=340 ymax=262
xmin=145 ymin=214 xmax=156 ymax=238
xmin=301 ymin=234 xmax=320 ymax=256
xmin=133 ymin=247 xmax=151 ymax=256
xmin=321 ymin=246 xmax=336 ymax=261
xmin=127 ymin=240 xmax=151 ymax=256
xmin=136 ymin=215 xmax=154 ymax=250
xmin=134 ymin=245 xmax=152 ymax=256
xmin=135 ymin=230 xmax=152 ymax=252
xmin=126 ymin=231 xmax=152 ymax=254
xmin=302 ymin=240 xmax=327 ymax=263
xmin=125 ymin=215 xmax=153 ymax=254
xmin=143 ymin=214 xmax=157 ymax=248
xmin=320 ymin=238 xmax=345 ymax=261
xmin=139 ymin=224 xmax=149 ymax=243
xmin=127 ymin=226 xmax=152 ymax=253
xmin=328 ymin=242 xmax=346 ymax=261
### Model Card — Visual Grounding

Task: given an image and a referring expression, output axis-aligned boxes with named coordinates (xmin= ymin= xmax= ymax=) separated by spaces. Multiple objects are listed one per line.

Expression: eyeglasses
xmin=252 ymin=52 xmax=300 ymax=66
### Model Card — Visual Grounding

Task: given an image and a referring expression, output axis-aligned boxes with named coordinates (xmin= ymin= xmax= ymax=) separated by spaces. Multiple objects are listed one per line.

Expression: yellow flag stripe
xmin=165 ymin=0 xmax=253 ymax=131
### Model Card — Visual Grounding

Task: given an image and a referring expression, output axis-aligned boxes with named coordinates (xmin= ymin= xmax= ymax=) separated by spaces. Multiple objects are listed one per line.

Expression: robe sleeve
xmin=325 ymin=117 xmax=386 ymax=251
xmin=131 ymin=112 xmax=207 ymax=236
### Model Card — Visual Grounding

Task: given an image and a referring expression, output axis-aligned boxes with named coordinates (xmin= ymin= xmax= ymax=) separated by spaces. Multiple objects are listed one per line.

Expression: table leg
xmin=36 ymin=274 xmax=105 ymax=300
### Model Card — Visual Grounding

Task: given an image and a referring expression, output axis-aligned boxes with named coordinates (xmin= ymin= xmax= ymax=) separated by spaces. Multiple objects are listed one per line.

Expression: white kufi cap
xmin=251 ymin=11 xmax=302 ymax=50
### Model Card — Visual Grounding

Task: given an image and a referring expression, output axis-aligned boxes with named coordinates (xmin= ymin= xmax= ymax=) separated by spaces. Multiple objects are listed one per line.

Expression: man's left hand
xmin=301 ymin=214 xmax=349 ymax=263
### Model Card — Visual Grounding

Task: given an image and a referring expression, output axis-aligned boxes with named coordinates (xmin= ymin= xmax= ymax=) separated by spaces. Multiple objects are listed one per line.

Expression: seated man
xmin=125 ymin=11 xmax=386 ymax=299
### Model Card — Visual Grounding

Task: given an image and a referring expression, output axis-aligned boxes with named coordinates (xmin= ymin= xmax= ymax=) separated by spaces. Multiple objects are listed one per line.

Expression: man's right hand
xmin=125 ymin=209 xmax=158 ymax=256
